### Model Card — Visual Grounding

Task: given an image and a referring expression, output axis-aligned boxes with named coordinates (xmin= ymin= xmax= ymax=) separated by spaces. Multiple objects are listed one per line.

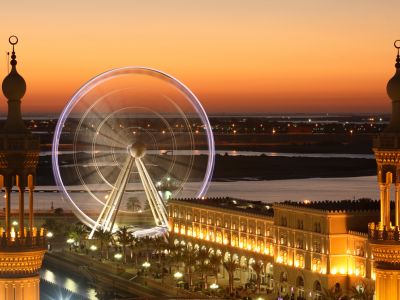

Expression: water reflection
xmin=40 ymin=268 xmax=98 ymax=300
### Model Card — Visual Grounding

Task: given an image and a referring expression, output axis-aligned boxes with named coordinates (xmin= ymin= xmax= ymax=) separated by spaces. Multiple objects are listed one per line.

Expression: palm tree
xmin=68 ymin=224 xmax=88 ymax=251
xmin=129 ymin=237 xmax=142 ymax=265
xmin=152 ymin=236 xmax=168 ymax=282
xmin=94 ymin=229 xmax=113 ymax=259
xmin=169 ymin=243 xmax=183 ymax=272
xmin=350 ymin=280 xmax=374 ymax=300
xmin=209 ymin=252 xmax=222 ymax=284
xmin=126 ymin=197 xmax=141 ymax=212
xmin=181 ymin=245 xmax=198 ymax=287
xmin=196 ymin=248 xmax=212 ymax=289
xmin=153 ymin=236 xmax=167 ymax=263
xmin=223 ymin=254 xmax=239 ymax=294
xmin=141 ymin=236 xmax=154 ymax=261
xmin=114 ymin=226 xmax=132 ymax=264
xmin=323 ymin=283 xmax=344 ymax=300
xmin=250 ymin=261 xmax=263 ymax=293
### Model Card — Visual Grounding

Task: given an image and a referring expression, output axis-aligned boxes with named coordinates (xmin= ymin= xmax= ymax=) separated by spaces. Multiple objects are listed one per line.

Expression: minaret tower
xmin=369 ymin=40 xmax=400 ymax=300
xmin=0 ymin=36 xmax=46 ymax=299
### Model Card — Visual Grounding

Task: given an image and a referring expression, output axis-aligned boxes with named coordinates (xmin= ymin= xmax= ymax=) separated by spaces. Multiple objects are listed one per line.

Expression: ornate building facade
xmin=0 ymin=36 xmax=46 ymax=299
xmin=169 ymin=197 xmax=378 ymax=299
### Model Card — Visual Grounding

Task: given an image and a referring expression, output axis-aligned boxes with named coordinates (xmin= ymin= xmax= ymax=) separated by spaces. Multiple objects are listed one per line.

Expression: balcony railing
xmin=0 ymin=232 xmax=47 ymax=251
xmin=368 ymin=222 xmax=400 ymax=242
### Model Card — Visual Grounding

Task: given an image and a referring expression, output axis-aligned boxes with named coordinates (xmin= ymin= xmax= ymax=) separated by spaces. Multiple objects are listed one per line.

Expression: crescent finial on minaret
xmin=1 ymin=36 xmax=28 ymax=133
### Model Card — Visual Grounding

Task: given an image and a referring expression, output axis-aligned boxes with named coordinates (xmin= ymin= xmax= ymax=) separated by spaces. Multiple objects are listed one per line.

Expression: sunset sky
xmin=0 ymin=1 xmax=399 ymax=114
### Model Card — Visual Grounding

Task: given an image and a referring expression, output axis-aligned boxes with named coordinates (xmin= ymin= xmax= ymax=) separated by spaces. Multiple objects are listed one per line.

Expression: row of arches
xmin=278 ymin=271 xmax=322 ymax=299
xmin=174 ymin=238 xmax=326 ymax=299
xmin=174 ymin=238 xmax=275 ymax=290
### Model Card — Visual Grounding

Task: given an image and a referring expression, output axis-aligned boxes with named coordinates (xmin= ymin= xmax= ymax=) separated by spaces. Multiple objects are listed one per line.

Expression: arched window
xmin=296 ymin=276 xmax=305 ymax=299
xmin=280 ymin=271 xmax=288 ymax=282
xmin=280 ymin=272 xmax=288 ymax=295
xmin=313 ymin=280 xmax=322 ymax=300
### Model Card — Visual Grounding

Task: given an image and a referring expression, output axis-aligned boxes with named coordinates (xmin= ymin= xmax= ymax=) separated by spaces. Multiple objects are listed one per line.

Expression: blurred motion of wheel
xmin=52 ymin=67 xmax=215 ymax=237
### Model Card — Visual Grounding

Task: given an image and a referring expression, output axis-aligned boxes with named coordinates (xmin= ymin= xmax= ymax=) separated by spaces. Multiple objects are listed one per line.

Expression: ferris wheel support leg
xmin=136 ymin=159 xmax=164 ymax=226
xmin=89 ymin=156 xmax=134 ymax=238
xmin=136 ymin=158 xmax=168 ymax=227
xmin=137 ymin=159 xmax=168 ymax=225
xmin=104 ymin=157 xmax=135 ymax=232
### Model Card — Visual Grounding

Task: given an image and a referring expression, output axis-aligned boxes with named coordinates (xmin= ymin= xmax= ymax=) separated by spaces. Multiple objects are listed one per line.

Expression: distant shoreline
xmin=37 ymin=155 xmax=376 ymax=185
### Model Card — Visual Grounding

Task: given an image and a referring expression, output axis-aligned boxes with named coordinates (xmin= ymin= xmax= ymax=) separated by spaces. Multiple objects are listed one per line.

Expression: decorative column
xmin=4 ymin=186 xmax=11 ymax=237
xmin=29 ymin=186 xmax=34 ymax=232
xmin=396 ymin=184 xmax=400 ymax=226
xmin=28 ymin=174 xmax=34 ymax=232
xmin=18 ymin=185 xmax=25 ymax=238
xmin=380 ymin=184 xmax=386 ymax=227
xmin=385 ymin=173 xmax=392 ymax=227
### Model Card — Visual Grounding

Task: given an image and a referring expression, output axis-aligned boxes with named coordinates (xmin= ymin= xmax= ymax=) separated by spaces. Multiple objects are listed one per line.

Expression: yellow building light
xmin=331 ymin=268 xmax=337 ymax=275
xmin=339 ymin=267 xmax=346 ymax=275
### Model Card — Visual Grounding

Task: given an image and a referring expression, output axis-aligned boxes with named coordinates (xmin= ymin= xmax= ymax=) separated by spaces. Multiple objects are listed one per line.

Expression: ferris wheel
xmin=52 ymin=67 xmax=215 ymax=238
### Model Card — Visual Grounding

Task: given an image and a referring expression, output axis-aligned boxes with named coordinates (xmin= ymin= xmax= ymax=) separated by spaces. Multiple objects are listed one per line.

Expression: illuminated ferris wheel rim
xmin=51 ymin=66 xmax=215 ymax=229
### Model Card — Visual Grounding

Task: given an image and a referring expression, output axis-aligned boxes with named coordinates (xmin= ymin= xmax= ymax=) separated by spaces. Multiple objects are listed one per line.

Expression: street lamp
xmin=46 ymin=231 xmax=53 ymax=251
xmin=210 ymin=283 xmax=219 ymax=298
xmin=67 ymin=238 xmax=75 ymax=251
xmin=174 ymin=271 xmax=183 ymax=280
xmin=142 ymin=261 xmax=151 ymax=285
xmin=114 ymin=253 xmax=122 ymax=260
xmin=90 ymin=245 xmax=97 ymax=258
xmin=174 ymin=271 xmax=183 ymax=294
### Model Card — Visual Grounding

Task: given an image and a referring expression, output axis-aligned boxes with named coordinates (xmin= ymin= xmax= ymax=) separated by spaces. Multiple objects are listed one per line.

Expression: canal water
xmin=40 ymin=267 xmax=98 ymax=300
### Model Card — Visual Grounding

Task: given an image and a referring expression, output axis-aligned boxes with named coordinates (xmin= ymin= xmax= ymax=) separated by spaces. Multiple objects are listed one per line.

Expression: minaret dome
xmin=2 ymin=36 xmax=26 ymax=100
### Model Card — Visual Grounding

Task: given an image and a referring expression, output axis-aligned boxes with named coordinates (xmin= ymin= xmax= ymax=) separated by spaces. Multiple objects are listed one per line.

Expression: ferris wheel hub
xmin=129 ymin=141 xmax=146 ymax=158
